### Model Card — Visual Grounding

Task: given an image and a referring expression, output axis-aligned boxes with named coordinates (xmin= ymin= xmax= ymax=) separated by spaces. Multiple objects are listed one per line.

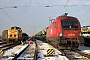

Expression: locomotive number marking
xmin=50 ymin=29 xmax=52 ymax=34
xmin=68 ymin=34 xmax=75 ymax=36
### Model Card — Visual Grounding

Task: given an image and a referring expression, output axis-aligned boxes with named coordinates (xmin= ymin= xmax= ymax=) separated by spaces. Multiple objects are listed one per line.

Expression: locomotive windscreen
xmin=11 ymin=27 xmax=14 ymax=29
xmin=61 ymin=20 xmax=78 ymax=30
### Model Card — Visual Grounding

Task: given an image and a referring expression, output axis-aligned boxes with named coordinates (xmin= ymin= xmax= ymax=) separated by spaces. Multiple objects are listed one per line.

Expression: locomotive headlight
xmin=59 ymin=32 xmax=63 ymax=36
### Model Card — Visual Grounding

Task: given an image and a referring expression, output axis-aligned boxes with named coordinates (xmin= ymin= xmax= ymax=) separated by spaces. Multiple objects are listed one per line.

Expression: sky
xmin=0 ymin=0 xmax=90 ymax=36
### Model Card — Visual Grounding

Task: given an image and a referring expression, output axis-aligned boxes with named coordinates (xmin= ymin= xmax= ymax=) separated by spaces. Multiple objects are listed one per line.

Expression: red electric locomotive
xmin=46 ymin=13 xmax=84 ymax=50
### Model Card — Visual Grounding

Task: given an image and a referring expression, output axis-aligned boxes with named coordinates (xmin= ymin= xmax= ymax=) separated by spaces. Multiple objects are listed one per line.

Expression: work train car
xmin=34 ymin=29 xmax=46 ymax=42
xmin=46 ymin=13 xmax=84 ymax=50
xmin=2 ymin=26 xmax=22 ymax=43
xmin=81 ymin=26 xmax=90 ymax=45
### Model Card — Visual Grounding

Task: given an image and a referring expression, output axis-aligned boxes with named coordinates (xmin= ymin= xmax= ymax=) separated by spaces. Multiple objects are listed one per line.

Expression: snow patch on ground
xmin=78 ymin=46 xmax=90 ymax=50
xmin=78 ymin=46 xmax=90 ymax=55
xmin=17 ymin=41 xmax=36 ymax=60
xmin=36 ymin=40 xmax=69 ymax=60
xmin=3 ymin=44 xmax=28 ymax=59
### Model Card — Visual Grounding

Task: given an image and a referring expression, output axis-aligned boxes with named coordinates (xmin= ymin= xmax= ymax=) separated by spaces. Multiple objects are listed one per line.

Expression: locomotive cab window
xmin=11 ymin=27 xmax=14 ymax=29
xmin=10 ymin=34 xmax=12 ymax=37
xmin=16 ymin=27 xmax=21 ymax=30
xmin=61 ymin=20 xmax=78 ymax=30
xmin=14 ymin=34 xmax=16 ymax=37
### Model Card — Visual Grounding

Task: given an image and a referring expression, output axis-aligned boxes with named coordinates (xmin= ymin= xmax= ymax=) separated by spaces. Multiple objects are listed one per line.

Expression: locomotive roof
xmin=56 ymin=16 xmax=77 ymax=19
xmin=56 ymin=13 xmax=77 ymax=19
xmin=11 ymin=26 xmax=21 ymax=30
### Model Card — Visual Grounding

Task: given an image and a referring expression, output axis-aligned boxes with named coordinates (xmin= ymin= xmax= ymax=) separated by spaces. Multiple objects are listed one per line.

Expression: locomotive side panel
xmin=46 ymin=19 xmax=61 ymax=47
xmin=18 ymin=30 xmax=22 ymax=39
xmin=46 ymin=21 xmax=58 ymax=38
xmin=2 ymin=30 xmax=8 ymax=41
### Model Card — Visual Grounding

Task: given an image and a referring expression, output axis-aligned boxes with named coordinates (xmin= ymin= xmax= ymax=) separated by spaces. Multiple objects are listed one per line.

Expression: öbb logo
xmin=68 ymin=33 xmax=75 ymax=36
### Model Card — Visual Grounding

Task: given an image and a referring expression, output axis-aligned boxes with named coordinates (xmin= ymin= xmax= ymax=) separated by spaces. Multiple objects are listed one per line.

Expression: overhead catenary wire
xmin=59 ymin=0 xmax=90 ymax=27
xmin=0 ymin=0 xmax=90 ymax=35
xmin=0 ymin=0 xmax=10 ymax=27
xmin=1 ymin=8 xmax=19 ymax=26
xmin=0 ymin=5 xmax=89 ymax=9
xmin=78 ymin=5 xmax=90 ymax=16
xmin=2 ymin=0 xmax=19 ymax=26
xmin=0 ymin=1 xmax=30 ymax=35
xmin=0 ymin=0 xmax=90 ymax=8
xmin=80 ymin=15 xmax=90 ymax=26
xmin=64 ymin=0 xmax=69 ymax=8
xmin=76 ymin=5 xmax=90 ymax=26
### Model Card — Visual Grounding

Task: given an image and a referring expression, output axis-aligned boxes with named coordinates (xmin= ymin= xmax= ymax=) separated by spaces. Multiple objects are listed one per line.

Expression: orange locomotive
xmin=46 ymin=13 xmax=84 ymax=50
xmin=2 ymin=26 xmax=22 ymax=43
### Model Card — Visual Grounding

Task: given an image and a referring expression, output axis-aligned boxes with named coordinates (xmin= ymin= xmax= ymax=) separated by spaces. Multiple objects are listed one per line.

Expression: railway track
xmin=75 ymin=50 xmax=90 ymax=59
xmin=0 ymin=43 xmax=20 ymax=51
xmin=0 ymin=39 xmax=89 ymax=60
xmin=0 ymin=40 xmax=6 ymax=45
xmin=0 ymin=44 xmax=17 ymax=51
xmin=36 ymin=40 xmax=90 ymax=60
xmin=0 ymin=42 xmax=6 ymax=45
xmin=63 ymin=50 xmax=90 ymax=60
xmin=0 ymin=44 xmax=29 ymax=60
xmin=17 ymin=41 xmax=36 ymax=60
xmin=59 ymin=46 xmax=90 ymax=60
